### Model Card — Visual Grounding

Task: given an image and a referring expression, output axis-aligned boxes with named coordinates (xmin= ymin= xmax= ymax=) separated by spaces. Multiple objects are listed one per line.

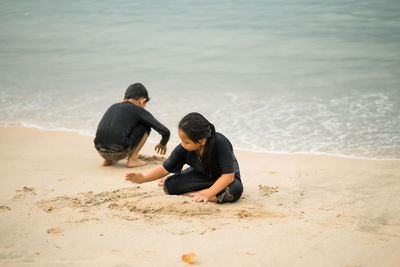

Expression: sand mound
xmin=36 ymin=186 xmax=282 ymax=222
xmin=137 ymin=155 xmax=166 ymax=165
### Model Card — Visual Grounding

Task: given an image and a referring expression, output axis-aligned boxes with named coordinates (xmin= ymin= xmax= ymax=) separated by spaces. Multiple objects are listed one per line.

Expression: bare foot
xmin=127 ymin=158 xmax=148 ymax=168
xmin=102 ymin=159 xmax=115 ymax=166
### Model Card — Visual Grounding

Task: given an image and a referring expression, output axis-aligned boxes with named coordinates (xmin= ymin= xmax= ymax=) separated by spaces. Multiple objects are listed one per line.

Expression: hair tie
xmin=209 ymin=123 xmax=216 ymax=136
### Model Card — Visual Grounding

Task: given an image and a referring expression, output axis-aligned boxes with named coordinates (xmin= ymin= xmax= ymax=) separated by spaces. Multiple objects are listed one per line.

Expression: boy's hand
xmin=155 ymin=144 xmax=167 ymax=155
xmin=125 ymin=172 xmax=145 ymax=184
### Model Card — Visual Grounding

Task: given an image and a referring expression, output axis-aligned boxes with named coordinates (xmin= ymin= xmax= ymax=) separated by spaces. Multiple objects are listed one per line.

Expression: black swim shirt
xmin=162 ymin=132 xmax=240 ymax=179
xmin=94 ymin=102 xmax=170 ymax=148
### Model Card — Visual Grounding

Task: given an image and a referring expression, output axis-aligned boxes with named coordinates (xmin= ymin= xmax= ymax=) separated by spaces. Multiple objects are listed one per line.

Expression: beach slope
xmin=0 ymin=127 xmax=399 ymax=266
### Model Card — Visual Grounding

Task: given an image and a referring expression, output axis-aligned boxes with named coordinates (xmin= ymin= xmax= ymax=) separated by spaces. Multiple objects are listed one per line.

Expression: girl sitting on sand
xmin=125 ymin=112 xmax=243 ymax=203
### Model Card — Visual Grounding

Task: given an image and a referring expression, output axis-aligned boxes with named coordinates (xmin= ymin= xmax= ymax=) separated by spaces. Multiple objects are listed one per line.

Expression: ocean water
xmin=1 ymin=0 xmax=399 ymax=160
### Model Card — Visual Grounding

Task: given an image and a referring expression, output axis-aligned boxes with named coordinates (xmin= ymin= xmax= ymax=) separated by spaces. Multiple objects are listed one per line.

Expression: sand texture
xmin=0 ymin=127 xmax=399 ymax=267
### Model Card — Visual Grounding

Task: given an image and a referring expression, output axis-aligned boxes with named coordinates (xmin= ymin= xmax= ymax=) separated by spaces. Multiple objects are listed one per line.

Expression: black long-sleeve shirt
xmin=162 ymin=133 xmax=240 ymax=180
xmin=94 ymin=102 xmax=170 ymax=148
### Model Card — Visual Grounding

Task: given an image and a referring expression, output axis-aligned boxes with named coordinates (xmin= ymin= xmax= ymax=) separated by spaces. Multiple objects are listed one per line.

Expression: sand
xmin=0 ymin=127 xmax=399 ymax=267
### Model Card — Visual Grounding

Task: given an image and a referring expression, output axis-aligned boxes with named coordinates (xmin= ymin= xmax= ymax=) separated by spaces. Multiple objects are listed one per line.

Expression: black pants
xmin=128 ymin=124 xmax=151 ymax=150
xmin=95 ymin=124 xmax=150 ymax=161
xmin=163 ymin=167 xmax=243 ymax=203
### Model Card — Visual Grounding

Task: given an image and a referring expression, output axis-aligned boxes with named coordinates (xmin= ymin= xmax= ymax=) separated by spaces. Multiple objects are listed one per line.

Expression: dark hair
xmin=178 ymin=112 xmax=216 ymax=177
xmin=124 ymin=83 xmax=150 ymax=102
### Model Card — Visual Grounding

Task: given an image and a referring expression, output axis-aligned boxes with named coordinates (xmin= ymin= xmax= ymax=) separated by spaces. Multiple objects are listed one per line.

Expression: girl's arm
xmin=125 ymin=165 xmax=169 ymax=184
xmin=191 ymin=173 xmax=234 ymax=203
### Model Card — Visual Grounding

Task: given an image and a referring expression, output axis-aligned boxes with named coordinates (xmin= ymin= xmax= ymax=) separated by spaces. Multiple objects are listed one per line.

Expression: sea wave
xmin=1 ymin=91 xmax=399 ymax=161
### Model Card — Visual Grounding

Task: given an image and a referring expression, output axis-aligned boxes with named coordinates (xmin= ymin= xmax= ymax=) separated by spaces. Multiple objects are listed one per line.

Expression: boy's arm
xmin=140 ymin=109 xmax=170 ymax=146
xmin=125 ymin=165 xmax=169 ymax=184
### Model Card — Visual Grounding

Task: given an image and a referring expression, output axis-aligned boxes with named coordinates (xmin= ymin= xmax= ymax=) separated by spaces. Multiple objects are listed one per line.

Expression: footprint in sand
xmin=258 ymin=185 xmax=279 ymax=197
xmin=46 ymin=227 xmax=64 ymax=235
xmin=0 ymin=205 xmax=11 ymax=211
xmin=57 ymin=176 xmax=72 ymax=182
xmin=13 ymin=186 xmax=37 ymax=201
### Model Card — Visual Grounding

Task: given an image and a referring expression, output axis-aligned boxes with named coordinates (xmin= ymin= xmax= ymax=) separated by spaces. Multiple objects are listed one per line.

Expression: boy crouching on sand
xmin=94 ymin=83 xmax=170 ymax=168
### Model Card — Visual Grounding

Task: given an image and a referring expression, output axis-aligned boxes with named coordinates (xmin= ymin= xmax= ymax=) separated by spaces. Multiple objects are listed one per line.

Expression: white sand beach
xmin=0 ymin=127 xmax=399 ymax=266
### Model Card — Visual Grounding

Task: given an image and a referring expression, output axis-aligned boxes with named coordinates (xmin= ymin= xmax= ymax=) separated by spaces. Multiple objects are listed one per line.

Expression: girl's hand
xmin=191 ymin=189 xmax=213 ymax=203
xmin=125 ymin=172 xmax=145 ymax=184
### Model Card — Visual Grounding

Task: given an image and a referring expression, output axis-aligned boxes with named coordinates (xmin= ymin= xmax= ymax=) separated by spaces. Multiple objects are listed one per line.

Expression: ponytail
xmin=202 ymin=123 xmax=216 ymax=176
xmin=178 ymin=113 xmax=216 ymax=177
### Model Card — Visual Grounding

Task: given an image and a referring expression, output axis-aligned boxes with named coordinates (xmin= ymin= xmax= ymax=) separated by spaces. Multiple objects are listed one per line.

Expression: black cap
xmin=124 ymin=83 xmax=150 ymax=102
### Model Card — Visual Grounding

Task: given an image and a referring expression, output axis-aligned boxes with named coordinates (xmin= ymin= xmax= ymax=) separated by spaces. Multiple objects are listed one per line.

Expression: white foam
xmin=1 ymin=90 xmax=399 ymax=161
xmin=1 ymin=121 xmax=95 ymax=137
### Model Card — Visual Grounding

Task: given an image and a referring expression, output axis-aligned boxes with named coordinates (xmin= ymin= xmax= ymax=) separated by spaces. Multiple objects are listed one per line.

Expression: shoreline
xmin=1 ymin=125 xmax=398 ymax=162
xmin=1 ymin=126 xmax=399 ymax=266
